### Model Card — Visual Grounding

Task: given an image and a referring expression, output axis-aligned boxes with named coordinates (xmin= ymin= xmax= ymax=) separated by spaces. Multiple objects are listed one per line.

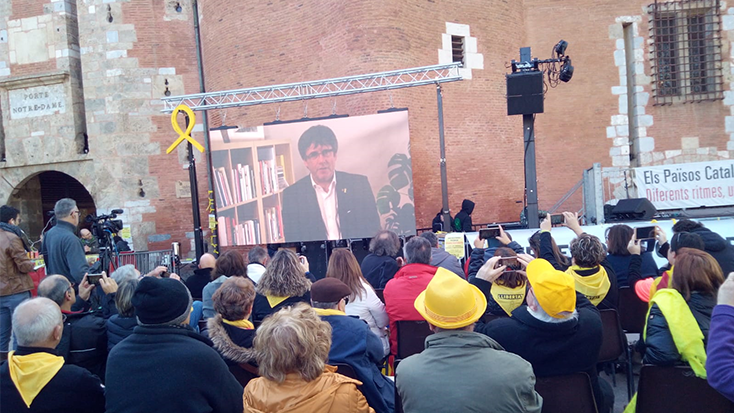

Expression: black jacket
xmin=58 ymin=310 xmax=107 ymax=381
xmin=105 ymin=314 xmax=137 ymax=351
xmin=105 ymin=324 xmax=243 ymax=413
xmin=281 ymin=171 xmax=381 ymax=242
xmin=606 ymin=252 xmax=659 ymax=287
xmin=475 ymin=293 xmax=606 ymax=412
xmin=206 ymin=315 xmax=258 ymax=383
xmin=251 ymin=292 xmax=311 ymax=325
xmin=540 ymin=231 xmax=618 ymax=309
xmin=467 ymin=244 xmax=528 ymax=316
xmin=641 ymin=291 xmax=715 ymax=366
xmin=453 ymin=199 xmax=475 ymax=232
xmin=185 ymin=268 xmax=212 ymax=300
xmin=691 ymin=227 xmax=734 ymax=275
xmin=361 ymin=253 xmax=400 ymax=289
xmin=0 ymin=347 xmax=105 ymax=413
xmin=43 ymin=221 xmax=89 ymax=284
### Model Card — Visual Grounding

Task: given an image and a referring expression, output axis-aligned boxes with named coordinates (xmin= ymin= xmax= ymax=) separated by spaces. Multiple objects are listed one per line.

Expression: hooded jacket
xmin=243 ymin=365 xmax=375 ymax=413
xmin=691 ymin=227 xmax=734 ymax=276
xmin=361 ymin=254 xmax=400 ymax=290
xmin=396 ymin=331 xmax=542 ymax=413
xmin=0 ymin=226 xmax=35 ymax=297
xmin=207 ymin=314 xmax=257 ymax=364
xmin=105 ymin=314 xmax=136 ymax=351
xmin=453 ymin=199 xmax=475 ymax=232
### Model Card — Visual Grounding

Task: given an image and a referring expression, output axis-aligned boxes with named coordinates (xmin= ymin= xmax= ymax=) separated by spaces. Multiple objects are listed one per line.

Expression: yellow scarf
xmin=649 ymin=265 xmax=673 ymax=301
xmin=222 ymin=318 xmax=254 ymax=330
xmin=266 ymin=295 xmax=290 ymax=308
xmin=624 ymin=288 xmax=706 ymax=413
xmin=490 ymin=283 xmax=526 ymax=316
xmin=566 ymin=265 xmax=610 ymax=306
xmin=313 ymin=308 xmax=346 ymax=316
xmin=8 ymin=351 xmax=65 ymax=408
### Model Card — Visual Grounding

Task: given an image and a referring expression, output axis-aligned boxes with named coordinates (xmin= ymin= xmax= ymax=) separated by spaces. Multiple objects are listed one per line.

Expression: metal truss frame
xmin=161 ymin=63 xmax=462 ymax=112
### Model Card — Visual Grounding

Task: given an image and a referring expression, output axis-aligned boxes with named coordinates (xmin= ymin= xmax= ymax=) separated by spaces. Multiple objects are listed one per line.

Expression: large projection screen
xmin=210 ymin=110 xmax=415 ymax=245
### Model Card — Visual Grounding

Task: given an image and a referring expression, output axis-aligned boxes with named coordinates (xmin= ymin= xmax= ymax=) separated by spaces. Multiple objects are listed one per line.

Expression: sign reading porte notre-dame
xmin=9 ymin=84 xmax=66 ymax=120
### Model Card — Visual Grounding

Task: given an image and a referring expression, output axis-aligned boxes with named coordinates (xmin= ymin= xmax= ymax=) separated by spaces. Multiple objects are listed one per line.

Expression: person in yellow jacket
xmin=0 ymin=297 xmax=104 ymax=412
xmin=625 ymin=248 xmax=724 ymax=412
xmin=243 ymin=303 xmax=374 ymax=413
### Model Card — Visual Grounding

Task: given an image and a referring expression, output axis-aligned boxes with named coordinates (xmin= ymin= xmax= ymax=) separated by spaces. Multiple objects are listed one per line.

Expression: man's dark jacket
xmin=43 ymin=220 xmax=89 ymax=284
xmin=690 ymin=226 xmax=734 ymax=276
xmin=320 ymin=313 xmax=395 ymax=413
xmin=0 ymin=347 xmax=105 ymax=413
xmin=475 ymin=293 xmax=609 ymax=413
xmin=281 ymin=171 xmax=380 ymax=242
xmin=251 ymin=292 xmax=311 ymax=325
xmin=57 ymin=310 xmax=108 ymax=381
xmin=106 ymin=314 xmax=137 ymax=351
xmin=361 ymin=254 xmax=400 ymax=289
xmin=185 ymin=267 xmax=212 ymax=300
xmin=105 ymin=324 xmax=243 ymax=413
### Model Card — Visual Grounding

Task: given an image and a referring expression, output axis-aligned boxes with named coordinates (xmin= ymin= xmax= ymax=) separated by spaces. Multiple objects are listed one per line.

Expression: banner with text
xmin=633 ymin=160 xmax=734 ymax=210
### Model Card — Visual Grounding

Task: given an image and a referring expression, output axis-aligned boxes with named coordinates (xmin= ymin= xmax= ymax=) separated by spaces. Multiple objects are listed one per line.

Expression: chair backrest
xmin=598 ymin=309 xmax=625 ymax=363
xmin=395 ymin=320 xmax=432 ymax=360
xmin=375 ymin=289 xmax=385 ymax=304
xmin=534 ymin=372 xmax=598 ymax=413
xmin=618 ymin=286 xmax=648 ymax=334
xmin=198 ymin=319 xmax=208 ymax=333
xmin=332 ymin=362 xmax=359 ymax=380
xmin=637 ymin=365 xmax=734 ymax=413
xmin=229 ymin=363 xmax=259 ymax=388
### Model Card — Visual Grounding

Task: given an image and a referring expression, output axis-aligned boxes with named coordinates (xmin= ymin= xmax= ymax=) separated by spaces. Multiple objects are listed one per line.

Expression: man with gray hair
xmin=0 ymin=297 xmax=105 ymax=412
xmin=42 ymin=198 xmax=88 ymax=285
xmin=383 ymin=236 xmax=438 ymax=358
xmin=105 ymin=276 xmax=243 ymax=413
xmin=37 ymin=275 xmax=108 ymax=379
xmin=361 ymin=229 xmax=402 ymax=289
xmin=246 ymin=247 xmax=269 ymax=284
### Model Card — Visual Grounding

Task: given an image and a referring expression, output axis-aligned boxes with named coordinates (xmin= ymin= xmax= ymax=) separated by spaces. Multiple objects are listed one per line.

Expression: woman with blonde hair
xmin=251 ymin=250 xmax=311 ymax=324
xmin=243 ymin=303 xmax=374 ymax=413
xmin=326 ymin=248 xmax=390 ymax=357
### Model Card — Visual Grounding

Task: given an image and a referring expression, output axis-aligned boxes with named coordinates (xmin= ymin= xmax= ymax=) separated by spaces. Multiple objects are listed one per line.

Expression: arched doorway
xmin=5 ymin=171 xmax=95 ymax=247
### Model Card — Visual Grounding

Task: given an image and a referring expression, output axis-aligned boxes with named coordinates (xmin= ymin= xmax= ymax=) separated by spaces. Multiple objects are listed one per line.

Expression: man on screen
xmin=282 ymin=125 xmax=380 ymax=242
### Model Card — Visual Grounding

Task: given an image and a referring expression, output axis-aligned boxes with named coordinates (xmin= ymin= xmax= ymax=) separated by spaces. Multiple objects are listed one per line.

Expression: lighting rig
xmin=506 ymin=40 xmax=574 ymax=228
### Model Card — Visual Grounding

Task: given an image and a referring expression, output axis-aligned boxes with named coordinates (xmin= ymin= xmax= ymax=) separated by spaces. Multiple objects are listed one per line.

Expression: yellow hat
xmin=414 ymin=267 xmax=487 ymax=329
xmin=526 ymin=259 xmax=576 ymax=318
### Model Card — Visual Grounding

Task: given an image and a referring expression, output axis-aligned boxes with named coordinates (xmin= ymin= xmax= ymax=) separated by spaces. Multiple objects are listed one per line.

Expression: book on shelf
xmin=214 ymin=168 xmax=232 ymax=207
xmin=218 ymin=216 xmax=260 ymax=246
xmin=264 ymin=205 xmax=283 ymax=243
xmin=276 ymin=154 xmax=289 ymax=189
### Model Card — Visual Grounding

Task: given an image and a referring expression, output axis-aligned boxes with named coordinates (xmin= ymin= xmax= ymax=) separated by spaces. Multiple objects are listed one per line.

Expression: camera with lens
xmin=86 ymin=209 xmax=124 ymax=248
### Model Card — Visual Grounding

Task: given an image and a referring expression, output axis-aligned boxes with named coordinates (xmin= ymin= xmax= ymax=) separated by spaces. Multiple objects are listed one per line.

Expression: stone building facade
xmin=1 ymin=0 xmax=732 ymax=255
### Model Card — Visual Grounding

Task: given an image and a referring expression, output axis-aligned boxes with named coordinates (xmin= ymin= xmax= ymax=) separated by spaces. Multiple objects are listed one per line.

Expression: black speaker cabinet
xmin=610 ymin=198 xmax=657 ymax=221
xmin=507 ymin=71 xmax=544 ymax=115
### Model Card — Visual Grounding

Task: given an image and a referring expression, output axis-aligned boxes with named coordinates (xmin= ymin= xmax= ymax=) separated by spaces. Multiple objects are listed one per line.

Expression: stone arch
xmin=4 ymin=170 xmax=96 ymax=244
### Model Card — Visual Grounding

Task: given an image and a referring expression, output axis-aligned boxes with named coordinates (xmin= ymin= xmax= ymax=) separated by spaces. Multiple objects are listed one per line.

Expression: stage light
xmin=554 ymin=40 xmax=568 ymax=56
xmin=560 ymin=58 xmax=574 ymax=82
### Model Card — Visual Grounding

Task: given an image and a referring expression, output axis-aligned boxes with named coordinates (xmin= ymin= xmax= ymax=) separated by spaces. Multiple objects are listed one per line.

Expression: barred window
xmin=648 ymin=0 xmax=723 ymax=105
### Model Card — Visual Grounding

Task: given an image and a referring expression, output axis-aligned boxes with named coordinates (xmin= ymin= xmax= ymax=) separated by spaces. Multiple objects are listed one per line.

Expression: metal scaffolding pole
xmin=161 ymin=63 xmax=462 ymax=113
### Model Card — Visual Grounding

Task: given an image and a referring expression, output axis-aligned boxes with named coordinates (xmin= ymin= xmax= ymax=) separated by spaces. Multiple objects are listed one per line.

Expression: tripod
xmin=91 ymin=230 xmax=118 ymax=274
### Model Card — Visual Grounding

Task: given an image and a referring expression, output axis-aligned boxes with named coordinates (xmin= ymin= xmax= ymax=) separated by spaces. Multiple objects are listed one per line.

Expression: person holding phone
xmin=467 ymin=225 xmax=524 ymax=284
xmin=470 ymin=250 xmax=530 ymax=317
xmin=604 ymin=224 xmax=659 ymax=287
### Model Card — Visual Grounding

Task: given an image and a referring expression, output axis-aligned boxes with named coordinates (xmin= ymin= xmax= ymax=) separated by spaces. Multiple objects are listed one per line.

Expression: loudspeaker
xmin=507 ymin=71 xmax=544 ymax=115
xmin=610 ymin=198 xmax=657 ymax=221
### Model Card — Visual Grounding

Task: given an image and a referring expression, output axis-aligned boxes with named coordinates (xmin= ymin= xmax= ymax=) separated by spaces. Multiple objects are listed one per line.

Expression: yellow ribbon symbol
xmin=167 ymin=105 xmax=205 ymax=154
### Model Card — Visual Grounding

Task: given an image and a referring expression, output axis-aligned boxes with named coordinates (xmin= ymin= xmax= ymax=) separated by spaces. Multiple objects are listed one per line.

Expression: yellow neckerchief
xmin=266 ymin=295 xmax=289 ymax=308
xmin=313 ymin=308 xmax=346 ymax=316
xmin=625 ymin=287 xmax=706 ymax=413
xmin=221 ymin=318 xmax=254 ymax=330
xmin=490 ymin=282 xmax=526 ymax=316
xmin=650 ymin=265 xmax=673 ymax=300
xmin=566 ymin=265 xmax=610 ymax=306
xmin=8 ymin=351 xmax=65 ymax=408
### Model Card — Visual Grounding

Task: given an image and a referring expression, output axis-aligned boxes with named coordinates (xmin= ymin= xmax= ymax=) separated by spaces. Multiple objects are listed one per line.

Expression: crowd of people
xmin=1 ymin=198 xmax=734 ymax=412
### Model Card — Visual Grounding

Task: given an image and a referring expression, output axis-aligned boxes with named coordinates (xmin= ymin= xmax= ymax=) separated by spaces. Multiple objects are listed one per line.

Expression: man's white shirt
xmin=311 ymin=174 xmax=341 ymax=240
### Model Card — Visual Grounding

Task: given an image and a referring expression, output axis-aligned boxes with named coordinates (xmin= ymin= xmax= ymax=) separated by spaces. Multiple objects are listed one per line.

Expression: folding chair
xmin=636 ymin=365 xmax=734 ymax=413
xmin=599 ymin=309 xmax=633 ymax=400
xmin=618 ymin=287 xmax=648 ymax=334
xmin=229 ymin=363 xmax=259 ymax=388
xmin=332 ymin=362 xmax=359 ymax=380
xmin=395 ymin=320 xmax=432 ymax=360
xmin=375 ymin=289 xmax=385 ymax=304
xmin=198 ymin=319 xmax=208 ymax=334
xmin=535 ymin=372 xmax=598 ymax=413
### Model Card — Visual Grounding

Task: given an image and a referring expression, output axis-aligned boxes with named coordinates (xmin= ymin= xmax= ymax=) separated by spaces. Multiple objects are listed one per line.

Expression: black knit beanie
xmin=132 ymin=277 xmax=192 ymax=326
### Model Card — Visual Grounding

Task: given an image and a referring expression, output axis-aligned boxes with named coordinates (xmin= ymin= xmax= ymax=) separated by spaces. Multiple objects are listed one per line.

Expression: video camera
xmin=86 ymin=209 xmax=124 ymax=247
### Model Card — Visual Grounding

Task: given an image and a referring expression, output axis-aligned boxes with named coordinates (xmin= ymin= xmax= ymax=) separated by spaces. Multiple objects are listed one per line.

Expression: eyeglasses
xmin=305 ymin=148 xmax=335 ymax=161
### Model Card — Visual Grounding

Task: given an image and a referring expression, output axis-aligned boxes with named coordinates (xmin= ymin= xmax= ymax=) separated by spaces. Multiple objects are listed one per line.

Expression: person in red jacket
xmin=383 ymin=237 xmax=437 ymax=359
